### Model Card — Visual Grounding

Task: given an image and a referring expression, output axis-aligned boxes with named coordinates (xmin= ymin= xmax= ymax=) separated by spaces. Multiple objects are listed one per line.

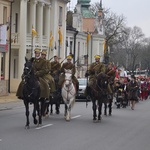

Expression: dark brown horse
xmin=90 ymin=72 xmax=109 ymax=122
xmin=43 ymin=73 xmax=62 ymax=116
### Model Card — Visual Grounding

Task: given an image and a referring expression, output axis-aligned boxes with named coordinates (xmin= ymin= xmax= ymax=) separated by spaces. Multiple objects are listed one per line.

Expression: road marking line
xmin=72 ymin=115 xmax=81 ymax=119
xmin=35 ymin=124 xmax=53 ymax=130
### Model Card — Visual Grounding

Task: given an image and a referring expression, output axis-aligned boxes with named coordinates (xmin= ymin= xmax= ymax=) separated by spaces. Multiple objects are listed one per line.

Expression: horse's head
xmin=64 ymin=69 xmax=72 ymax=86
xmin=96 ymin=72 xmax=109 ymax=89
xmin=23 ymin=57 xmax=34 ymax=81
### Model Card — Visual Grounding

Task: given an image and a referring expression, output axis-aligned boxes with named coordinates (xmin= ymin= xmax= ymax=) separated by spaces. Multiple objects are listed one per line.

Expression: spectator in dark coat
xmin=128 ymin=75 xmax=139 ymax=110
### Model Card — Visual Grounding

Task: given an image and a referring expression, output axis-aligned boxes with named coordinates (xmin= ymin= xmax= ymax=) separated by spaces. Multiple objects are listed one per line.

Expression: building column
xmin=0 ymin=53 xmax=1 ymax=81
xmin=30 ymin=0 xmax=37 ymax=55
xmin=37 ymin=2 xmax=44 ymax=50
xmin=62 ymin=4 xmax=67 ymax=59
xmin=52 ymin=0 xmax=58 ymax=56
xmin=45 ymin=4 xmax=51 ymax=58
xmin=18 ymin=0 xmax=27 ymax=79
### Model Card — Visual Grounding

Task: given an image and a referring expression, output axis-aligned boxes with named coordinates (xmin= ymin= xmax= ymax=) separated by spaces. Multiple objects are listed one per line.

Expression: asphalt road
xmin=0 ymin=99 xmax=150 ymax=150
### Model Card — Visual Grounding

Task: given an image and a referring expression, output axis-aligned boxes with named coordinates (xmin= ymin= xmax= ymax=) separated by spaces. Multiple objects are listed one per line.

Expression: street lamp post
xmin=73 ymin=30 xmax=78 ymax=63
xmin=8 ymin=0 xmax=14 ymax=93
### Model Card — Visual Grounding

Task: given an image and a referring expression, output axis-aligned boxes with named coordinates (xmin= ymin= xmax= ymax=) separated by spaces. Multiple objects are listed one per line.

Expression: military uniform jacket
xmin=105 ymin=68 xmax=116 ymax=85
xmin=45 ymin=60 xmax=51 ymax=74
xmin=89 ymin=62 xmax=105 ymax=79
xmin=61 ymin=62 xmax=76 ymax=75
xmin=33 ymin=58 xmax=47 ymax=77
xmin=50 ymin=61 xmax=61 ymax=75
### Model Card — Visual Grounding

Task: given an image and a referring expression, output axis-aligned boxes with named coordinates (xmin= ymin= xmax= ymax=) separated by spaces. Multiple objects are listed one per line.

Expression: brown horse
xmin=90 ymin=72 xmax=109 ymax=122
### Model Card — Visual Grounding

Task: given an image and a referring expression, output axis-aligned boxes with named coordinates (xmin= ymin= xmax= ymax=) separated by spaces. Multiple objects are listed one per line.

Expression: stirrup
xmin=86 ymin=95 xmax=91 ymax=100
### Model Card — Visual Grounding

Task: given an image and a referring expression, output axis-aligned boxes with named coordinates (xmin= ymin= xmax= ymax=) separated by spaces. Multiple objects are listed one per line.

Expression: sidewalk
xmin=0 ymin=93 xmax=19 ymax=104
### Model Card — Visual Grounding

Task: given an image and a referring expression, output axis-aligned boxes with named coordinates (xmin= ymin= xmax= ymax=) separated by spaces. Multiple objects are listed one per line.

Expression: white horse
xmin=61 ymin=69 xmax=76 ymax=121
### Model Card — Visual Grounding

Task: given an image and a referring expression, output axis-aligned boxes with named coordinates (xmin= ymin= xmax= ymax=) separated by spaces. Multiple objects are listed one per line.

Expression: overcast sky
xmin=69 ymin=0 xmax=150 ymax=37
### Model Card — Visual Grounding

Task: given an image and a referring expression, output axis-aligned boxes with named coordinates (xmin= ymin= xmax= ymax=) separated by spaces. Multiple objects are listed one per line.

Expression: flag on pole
xmin=86 ymin=32 xmax=91 ymax=44
xmin=58 ymin=27 xmax=62 ymax=45
xmin=49 ymin=31 xmax=54 ymax=48
xmin=32 ymin=25 xmax=37 ymax=37
xmin=103 ymin=39 xmax=107 ymax=54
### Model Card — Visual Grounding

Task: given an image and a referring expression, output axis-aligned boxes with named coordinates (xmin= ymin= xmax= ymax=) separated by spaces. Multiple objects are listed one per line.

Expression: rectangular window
xmin=15 ymin=13 xmax=18 ymax=33
xmin=59 ymin=6 xmax=63 ymax=26
xmin=77 ymin=42 xmax=80 ymax=65
xmin=3 ymin=7 xmax=7 ymax=24
xmin=70 ymin=41 xmax=73 ymax=54
xmin=1 ymin=53 xmax=5 ymax=80
xmin=14 ymin=59 xmax=16 ymax=78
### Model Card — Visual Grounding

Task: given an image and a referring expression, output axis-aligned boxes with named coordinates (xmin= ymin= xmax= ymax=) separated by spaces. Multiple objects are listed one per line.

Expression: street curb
xmin=0 ymin=93 xmax=19 ymax=104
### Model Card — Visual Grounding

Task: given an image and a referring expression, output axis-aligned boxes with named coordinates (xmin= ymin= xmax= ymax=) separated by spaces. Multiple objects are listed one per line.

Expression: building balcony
xmin=11 ymin=33 xmax=48 ymax=49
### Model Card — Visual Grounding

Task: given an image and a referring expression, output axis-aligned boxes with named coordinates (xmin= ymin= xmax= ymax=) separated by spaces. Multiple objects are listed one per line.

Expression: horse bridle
xmin=23 ymin=67 xmax=32 ymax=80
xmin=63 ymin=76 xmax=74 ymax=95
xmin=96 ymin=78 xmax=108 ymax=92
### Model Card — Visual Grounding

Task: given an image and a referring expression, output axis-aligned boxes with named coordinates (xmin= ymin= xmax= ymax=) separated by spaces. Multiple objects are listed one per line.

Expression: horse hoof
xmin=65 ymin=116 xmax=70 ymax=121
xmin=45 ymin=114 xmax=49 ymax=118
xmin=50 ymin=112 xmax=53 ymax=115
xmin=66 ymin=118 xmax=70 ymax=121
xmin=34 ymin=120 xmax=38 ymax=125
xmin=93 ymin=118 xmax=97 ymax=123
xmin=93 ymin=120 xmax=98 ymax=123
xmin=98 ymin=116 xmax=102 ymax=120
xmin=25 ymin=125 xmax=30 ymax=129
xmin=56 ymin=110 xmax=60 ymax=114
xmin=37 ymin=124 xmax=42 ymax=127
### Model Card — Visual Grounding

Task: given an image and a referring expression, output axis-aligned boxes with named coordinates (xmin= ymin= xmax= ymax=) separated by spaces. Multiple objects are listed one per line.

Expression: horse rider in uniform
xmin=58 ymin=55 xmax=79 ymax=92
xmin=41 ymin=50 xmax=56 ymax=93
xmin=16 ymin=49 xmax=50 ymax=99
xmin=50 ymin=55 xmax=61 ymax=88
xmin=85 ymin=55 xmax=106 ymax=97
xmin=105 ymin=62 xmax=116 ymax=97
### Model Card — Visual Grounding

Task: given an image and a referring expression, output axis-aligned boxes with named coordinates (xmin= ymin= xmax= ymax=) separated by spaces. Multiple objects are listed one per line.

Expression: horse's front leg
xmin=108 ymin=99 xmax=113 ymax=116
xmin=64 ymin=104 xmax=67 ymax=117
xmin=98 ymin=101 xmax=102 ymax=121
xmin=92 ymin=100 xmax=97 ymax=121
xmin=45 ymin=103 xmax=50 ymax=116
xmin=33 ymin=102 xmax=38 ymax=125
xmin=55 ymin=102 xmax=60 ymax=114
xmin=65 ymin=104 xmax=71 ymax=121
xmin=104 ymin=103 xmax=107 ymax=116
xmin=24 ymin=101 xmax=30 ymax=129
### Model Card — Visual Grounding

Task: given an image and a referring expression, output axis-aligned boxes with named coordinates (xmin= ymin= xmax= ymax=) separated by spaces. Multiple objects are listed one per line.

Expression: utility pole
xmin=8 ymin=0 xmax=14 ymax=93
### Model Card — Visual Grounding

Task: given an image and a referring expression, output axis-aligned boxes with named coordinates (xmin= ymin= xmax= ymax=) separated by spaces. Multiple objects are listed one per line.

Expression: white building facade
xmin=0 ymin=0 xmax=10 ymax=96
xmin=9 ymin=0 xmax=69 ymax=92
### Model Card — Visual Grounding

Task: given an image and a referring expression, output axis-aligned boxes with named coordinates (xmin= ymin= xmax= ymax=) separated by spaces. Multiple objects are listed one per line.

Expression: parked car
xmin=76 ymin=78 xmax=90 ymax=101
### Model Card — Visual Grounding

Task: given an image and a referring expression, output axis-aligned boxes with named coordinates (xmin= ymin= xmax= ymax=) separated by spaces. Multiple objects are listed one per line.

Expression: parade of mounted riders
xmin=0 ymin=0 xmax=150 ymax=130
xmin=14 ymin=49 xmax=150 ymax=128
